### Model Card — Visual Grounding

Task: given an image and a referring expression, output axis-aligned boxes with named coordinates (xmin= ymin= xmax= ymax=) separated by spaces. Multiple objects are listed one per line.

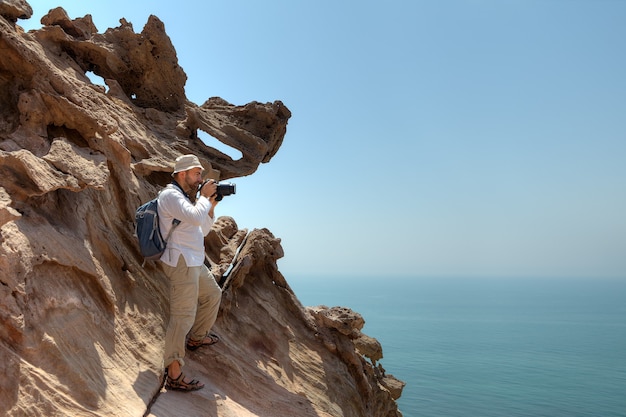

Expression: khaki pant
xmin=161 ymin=254 xmax=222 ymax=368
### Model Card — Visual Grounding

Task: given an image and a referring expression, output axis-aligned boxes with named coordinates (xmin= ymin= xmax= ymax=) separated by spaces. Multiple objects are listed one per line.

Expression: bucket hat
xmin=172 ymin=154 xmax=203 ymax=175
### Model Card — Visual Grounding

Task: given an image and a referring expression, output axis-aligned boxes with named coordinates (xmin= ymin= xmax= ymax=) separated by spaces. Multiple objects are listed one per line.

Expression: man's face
xmin=182 ymin=167 xmax=203 ymax=191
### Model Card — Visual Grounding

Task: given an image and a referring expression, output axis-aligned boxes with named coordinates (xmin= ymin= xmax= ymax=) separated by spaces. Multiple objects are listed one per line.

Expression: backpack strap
xmin=160 ymin=183 xmax=184 ymax=243
xmin=163 ymin=218 xmax=181 ymax=243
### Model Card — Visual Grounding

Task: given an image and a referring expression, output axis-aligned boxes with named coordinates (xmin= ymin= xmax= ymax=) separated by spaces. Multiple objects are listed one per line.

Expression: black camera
xmin=215 ymin=182 xmax=236 ymax=201
xmin=200 ymin=180 xmax=236 ymax=201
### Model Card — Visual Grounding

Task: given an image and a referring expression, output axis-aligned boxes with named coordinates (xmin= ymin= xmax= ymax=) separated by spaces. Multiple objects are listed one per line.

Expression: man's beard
xmin=185 ymin=176 xmax=201 ymax=193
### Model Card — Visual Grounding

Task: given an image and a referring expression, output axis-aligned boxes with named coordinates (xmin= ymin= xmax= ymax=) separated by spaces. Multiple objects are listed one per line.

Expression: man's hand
xmin=199 ymin=180 xmax=217 ymax=198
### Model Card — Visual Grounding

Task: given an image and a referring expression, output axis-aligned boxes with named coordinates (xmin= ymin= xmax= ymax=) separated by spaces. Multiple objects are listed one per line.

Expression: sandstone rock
xmin=0 ymin=187 xmax=21 ymax=227
xmin=0 ymin=0 xmax=32 ymax=23
xmin=309 ymin=306 xmax=365 ymax=338
xmin=381 ymin=373 xmax=406 ymax=401
xmin=1 ymin=2 xmax=404 ymax=416
xmin=355 ymin=333 xmax=383 ymax=364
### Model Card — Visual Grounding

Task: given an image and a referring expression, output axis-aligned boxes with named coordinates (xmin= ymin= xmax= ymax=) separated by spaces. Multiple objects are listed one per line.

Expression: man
xmin=158 ymin=154 xmax=222 ymax=391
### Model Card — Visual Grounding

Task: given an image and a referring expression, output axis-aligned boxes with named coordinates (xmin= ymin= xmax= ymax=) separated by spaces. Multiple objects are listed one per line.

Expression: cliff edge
xmin=0 ymin=2 xmax=405 ymax=416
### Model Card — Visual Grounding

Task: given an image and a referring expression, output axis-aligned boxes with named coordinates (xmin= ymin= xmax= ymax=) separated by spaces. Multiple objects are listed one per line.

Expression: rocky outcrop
xmin=0 ymin=2 xmax=404 ymax=416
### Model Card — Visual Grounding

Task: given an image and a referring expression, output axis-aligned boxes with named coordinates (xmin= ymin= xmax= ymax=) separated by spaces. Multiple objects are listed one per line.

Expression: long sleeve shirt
xmin=157 ymin=183 xmax=214 ymax=267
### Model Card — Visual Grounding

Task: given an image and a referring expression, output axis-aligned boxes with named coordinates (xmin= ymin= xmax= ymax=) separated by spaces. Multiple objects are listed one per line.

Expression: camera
xmin=200 ymin=180 xmax=236 ymax=201
xmin=215 ymin=182 xmax=236 ymax=201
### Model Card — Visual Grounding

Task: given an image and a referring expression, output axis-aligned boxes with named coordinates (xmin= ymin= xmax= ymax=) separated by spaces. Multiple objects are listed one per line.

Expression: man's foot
xmin=187 ymin=332 xmax=220 ymax=351
xmin=165 ymin=371 xmax=204 ymax=392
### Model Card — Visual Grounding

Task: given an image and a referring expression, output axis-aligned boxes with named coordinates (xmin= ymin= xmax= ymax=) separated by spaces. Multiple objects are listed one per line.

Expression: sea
xmin=289 ymin=276 xmax=626 ymax=417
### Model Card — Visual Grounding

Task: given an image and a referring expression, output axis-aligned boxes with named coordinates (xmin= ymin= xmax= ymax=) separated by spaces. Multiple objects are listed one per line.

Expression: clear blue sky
xmin=22 ymin=1 xmax=626 ymax=280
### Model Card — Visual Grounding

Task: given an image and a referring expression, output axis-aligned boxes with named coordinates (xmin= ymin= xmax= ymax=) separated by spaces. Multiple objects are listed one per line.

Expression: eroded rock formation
xmin=0 ymin=2 xmax=404 ymax=416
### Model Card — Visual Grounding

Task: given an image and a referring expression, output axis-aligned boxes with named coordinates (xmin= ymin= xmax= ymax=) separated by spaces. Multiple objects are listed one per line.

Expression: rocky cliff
xmin=0 ymin=2 xmax=405 ymax=416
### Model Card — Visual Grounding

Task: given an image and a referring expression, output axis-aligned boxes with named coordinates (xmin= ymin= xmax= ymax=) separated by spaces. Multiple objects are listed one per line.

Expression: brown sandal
xmin=165 ymin=372 xmax=204 ymax=392
xmin=187 ymin=332 xmax=220 ymax=351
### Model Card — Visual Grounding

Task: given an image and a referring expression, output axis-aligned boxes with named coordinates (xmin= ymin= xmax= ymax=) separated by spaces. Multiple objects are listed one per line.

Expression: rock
xmin=381 ymin=373 xmax=407 ymax=401
xmin=309 ymin=306 xmax=365 ymax=338
xmin=0 ymin=0 xmax=32 ymax=23
xmin=0 ymin=187 xmax=20 ymax=224
xmin=355 ymin=333 xmax=383 ymax=364
xmin=0 ymin=2 xmax=404 ymax=417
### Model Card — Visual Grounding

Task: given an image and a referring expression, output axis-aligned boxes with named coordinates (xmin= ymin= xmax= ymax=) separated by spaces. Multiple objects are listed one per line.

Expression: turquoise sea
xmin=290 ymin=276 xmax=626 ymax=417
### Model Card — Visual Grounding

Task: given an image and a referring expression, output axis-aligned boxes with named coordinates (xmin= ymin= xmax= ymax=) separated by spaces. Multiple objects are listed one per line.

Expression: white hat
xmin=172 ymin=154 xmax=203 ymax=175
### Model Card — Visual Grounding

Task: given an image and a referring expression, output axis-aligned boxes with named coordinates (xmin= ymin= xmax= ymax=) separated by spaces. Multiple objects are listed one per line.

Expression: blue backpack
xmin=135 ymin=197 xmax=180 ymax=263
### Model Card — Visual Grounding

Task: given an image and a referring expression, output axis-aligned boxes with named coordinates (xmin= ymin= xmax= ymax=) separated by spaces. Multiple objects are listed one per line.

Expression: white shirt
xmin=157 ymin=183 xmax=214 ymax=267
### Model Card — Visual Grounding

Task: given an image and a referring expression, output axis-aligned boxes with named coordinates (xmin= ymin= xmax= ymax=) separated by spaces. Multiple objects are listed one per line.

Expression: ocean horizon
xmin=289 ymin=275 xmax=626 ymax=417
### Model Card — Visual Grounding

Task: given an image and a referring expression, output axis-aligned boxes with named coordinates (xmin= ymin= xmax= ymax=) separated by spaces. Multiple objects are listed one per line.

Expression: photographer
xmin=157 ymin=154 xmax=222 ymax=392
